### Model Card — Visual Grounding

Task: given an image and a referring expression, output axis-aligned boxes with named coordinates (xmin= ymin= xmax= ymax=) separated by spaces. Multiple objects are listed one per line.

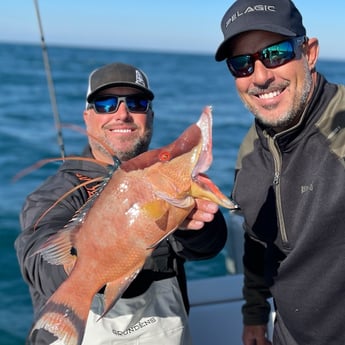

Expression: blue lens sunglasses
xmin=89 ymin=95 xmax=150 ymax=114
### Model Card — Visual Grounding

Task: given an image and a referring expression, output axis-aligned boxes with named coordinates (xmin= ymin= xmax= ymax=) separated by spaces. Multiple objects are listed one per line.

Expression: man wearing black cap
xmin=216 ymin=0 xmax=345 ymax=344
xmin=15 ymin=62 xmax=227 ymax=344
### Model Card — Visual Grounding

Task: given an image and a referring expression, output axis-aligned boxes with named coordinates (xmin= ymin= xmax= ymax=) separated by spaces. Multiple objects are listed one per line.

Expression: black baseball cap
xmin=215 ymin=0 xmax=306 ymax=61
xmin=86 ymin=62 xmax=154 ymax=102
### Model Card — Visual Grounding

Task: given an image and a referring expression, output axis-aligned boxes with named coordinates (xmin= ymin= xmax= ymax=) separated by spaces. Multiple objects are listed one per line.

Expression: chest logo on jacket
xmin=301 ymin=183 xmax=313 ymax=194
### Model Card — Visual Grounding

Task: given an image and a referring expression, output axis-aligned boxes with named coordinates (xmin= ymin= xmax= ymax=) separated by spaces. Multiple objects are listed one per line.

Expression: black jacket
xmin=15 ymin=146 xmax=227 ymax=320
xmin=233 ymin=73 xmax=345 ymax=344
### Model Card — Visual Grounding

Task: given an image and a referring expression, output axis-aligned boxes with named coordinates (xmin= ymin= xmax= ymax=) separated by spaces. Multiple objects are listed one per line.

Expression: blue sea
xmin=1 ymin=41 xmax=345 ymax=344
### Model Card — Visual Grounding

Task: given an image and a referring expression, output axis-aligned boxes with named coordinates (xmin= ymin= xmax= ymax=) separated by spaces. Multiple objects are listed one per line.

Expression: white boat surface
xmin=188 ymin=274 xmax=275 ymax=345
xmin=188 ymin=215 xmax=275 ymax=345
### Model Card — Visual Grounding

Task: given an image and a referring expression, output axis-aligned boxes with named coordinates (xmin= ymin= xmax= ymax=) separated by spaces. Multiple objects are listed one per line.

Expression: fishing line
xmin=33 ymin=0 xmax=66 ymax=159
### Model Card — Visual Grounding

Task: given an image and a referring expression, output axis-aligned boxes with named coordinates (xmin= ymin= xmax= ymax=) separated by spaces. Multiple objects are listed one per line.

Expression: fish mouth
xmin=120 ymin=105 xmax=238 ymax=210
xmin=190 ymin=106 xmax=237 ymax=209
xmin=192 ymin=106 xmax=213 ymax=177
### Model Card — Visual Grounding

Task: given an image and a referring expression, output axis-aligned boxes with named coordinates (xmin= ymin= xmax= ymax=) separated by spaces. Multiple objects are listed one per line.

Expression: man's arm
xmin=242 ymin=233 xmax=272 ymax=345
xmin=15 ymin=172 xmax=86 ymax=314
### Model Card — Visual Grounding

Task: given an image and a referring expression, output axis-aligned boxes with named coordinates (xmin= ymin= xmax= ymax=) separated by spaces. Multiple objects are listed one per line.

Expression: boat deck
xmin=188 ymin=274 xmax=274 ymax=345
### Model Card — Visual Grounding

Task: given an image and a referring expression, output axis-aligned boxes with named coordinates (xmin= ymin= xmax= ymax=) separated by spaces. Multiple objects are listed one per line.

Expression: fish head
xmin=121 ymin=106 xmax=237 ymax=210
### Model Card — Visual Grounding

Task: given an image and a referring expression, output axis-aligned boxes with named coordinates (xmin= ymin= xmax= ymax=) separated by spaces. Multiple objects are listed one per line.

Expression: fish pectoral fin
xmin=141 ymin=199 xmax=169 ymax=220
xmin=141 ymin=200 xmax=171 ymax=232
xmin=101 ymin=269 xmax=141 ymax=319
xmin=142 ymin=197 xmax=193 ymax=232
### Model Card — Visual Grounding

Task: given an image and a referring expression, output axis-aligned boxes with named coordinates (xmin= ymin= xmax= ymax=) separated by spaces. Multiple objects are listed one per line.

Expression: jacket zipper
xmin=266 ymin=134 xmax=289 ymax=246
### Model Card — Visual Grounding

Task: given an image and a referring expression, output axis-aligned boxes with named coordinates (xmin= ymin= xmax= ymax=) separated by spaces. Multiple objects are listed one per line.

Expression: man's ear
xmin=306 ymin=37 xmax=319 ymax=71
xmin=83 ymin=108 xmax=90 ymax=121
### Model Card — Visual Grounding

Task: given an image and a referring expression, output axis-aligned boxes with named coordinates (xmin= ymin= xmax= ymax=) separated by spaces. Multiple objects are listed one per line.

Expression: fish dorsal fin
xmin=33 ymin=226 xmax=80 ymax=274
xmin=33 ymin=170 xmax=116 ymax=274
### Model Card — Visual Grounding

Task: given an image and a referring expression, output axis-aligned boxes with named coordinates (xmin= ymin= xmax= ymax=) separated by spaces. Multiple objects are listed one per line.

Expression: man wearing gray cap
xmin=15 ymin=62 xmax=227 ymax=344
xmin=216 ymin=0 xmax=345 ymax=344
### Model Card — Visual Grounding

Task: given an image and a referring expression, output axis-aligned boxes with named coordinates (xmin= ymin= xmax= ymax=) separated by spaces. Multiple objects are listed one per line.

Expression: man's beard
xmin=94 ymin=129 xmax=153 ymax=162
xmin=246 ymin=60 xmax=313 ymax=131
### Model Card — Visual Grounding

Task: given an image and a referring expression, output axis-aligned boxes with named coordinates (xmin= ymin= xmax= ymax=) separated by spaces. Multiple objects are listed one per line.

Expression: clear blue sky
xmin=1 ymin=1 xmax=344 ymax=60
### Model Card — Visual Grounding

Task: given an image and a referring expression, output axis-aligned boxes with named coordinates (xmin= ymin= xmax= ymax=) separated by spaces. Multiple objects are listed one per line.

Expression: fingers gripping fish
xmin=29 ymin=106 xmax=238 ymax=345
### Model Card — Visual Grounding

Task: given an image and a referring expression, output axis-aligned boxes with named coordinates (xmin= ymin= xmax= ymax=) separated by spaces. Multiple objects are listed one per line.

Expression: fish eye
xmin=159 ymin=151 xmax=171 ymax=161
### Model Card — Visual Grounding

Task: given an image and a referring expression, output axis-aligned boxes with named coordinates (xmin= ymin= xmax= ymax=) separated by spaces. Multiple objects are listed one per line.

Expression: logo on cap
xmin=135 ymin=70 xmax=146 ymax=87
xmin=225 ymin=5 xmax=276 ymax=28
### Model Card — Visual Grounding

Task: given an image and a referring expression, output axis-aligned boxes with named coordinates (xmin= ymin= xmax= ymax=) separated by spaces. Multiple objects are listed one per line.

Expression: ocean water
xmin=1 ymin=41 xmax=345 ymax=343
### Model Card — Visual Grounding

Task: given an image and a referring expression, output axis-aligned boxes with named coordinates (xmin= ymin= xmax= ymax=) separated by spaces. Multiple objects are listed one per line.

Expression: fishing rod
xmin=33 ymin=0 xmax=66 ymax=159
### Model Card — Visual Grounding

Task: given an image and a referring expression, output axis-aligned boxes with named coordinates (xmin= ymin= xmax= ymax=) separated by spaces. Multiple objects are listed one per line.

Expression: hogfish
xmin=30 ymin=106 xmax=237 ymax=345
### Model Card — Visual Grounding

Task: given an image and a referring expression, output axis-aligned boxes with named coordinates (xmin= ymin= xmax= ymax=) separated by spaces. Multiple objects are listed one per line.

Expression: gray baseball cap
xmin=86 ymin=62 xmax=154 ymax=102
xmin=215 ymin=0 xmax=306 ymax=61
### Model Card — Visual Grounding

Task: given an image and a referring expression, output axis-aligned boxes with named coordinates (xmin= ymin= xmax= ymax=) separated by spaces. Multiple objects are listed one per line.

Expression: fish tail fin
xmin=30 ymin=293 xmax=89 ymax=345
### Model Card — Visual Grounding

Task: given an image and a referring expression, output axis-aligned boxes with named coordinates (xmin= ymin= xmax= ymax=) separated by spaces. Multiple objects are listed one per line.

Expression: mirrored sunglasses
xmin=89 ymin=95 xmax=150 ymax=114
xmin=226 ymin=36 xmax=307 ymax=78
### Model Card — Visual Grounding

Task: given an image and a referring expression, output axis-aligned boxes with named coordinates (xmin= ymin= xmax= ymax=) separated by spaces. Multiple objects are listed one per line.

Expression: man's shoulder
xmin=235 ymin=124 xmax=258 ymax=170
xmin=315 ymin=83 xmax=345 ymax=158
